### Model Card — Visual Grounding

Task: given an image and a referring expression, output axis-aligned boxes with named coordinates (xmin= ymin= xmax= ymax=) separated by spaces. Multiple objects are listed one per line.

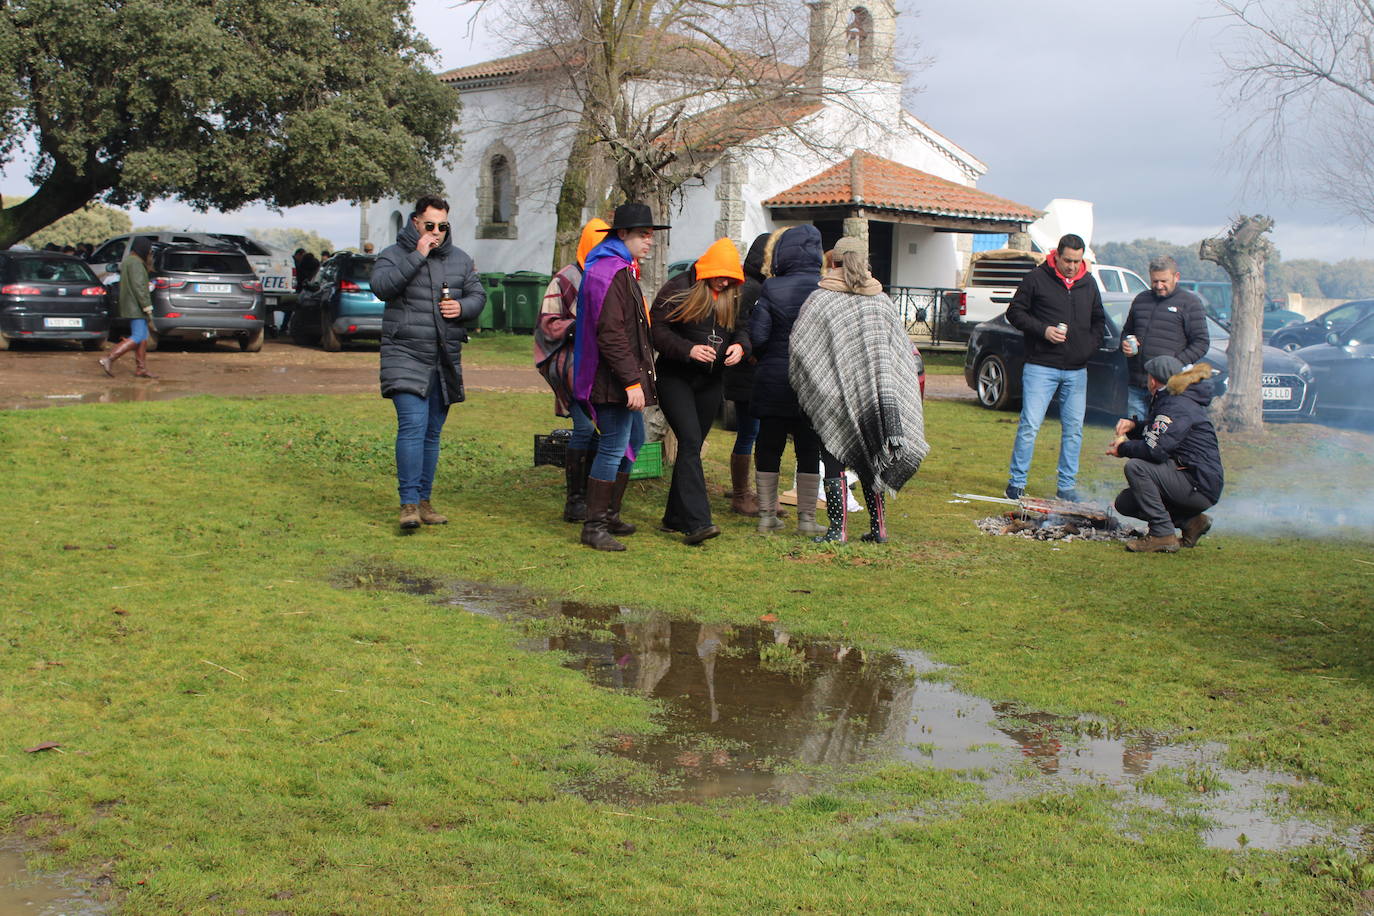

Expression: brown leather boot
xmin=729 ymin=453 xmax=759 ymax=516
xmin=581 ymin=478 xmax=625 ymax=551
xmin=1179 ymin=513 xmax=1212 ymax=548
xmin=1125 ymin=533 xmax=1180 ymax=553
xmin=133 ymin=341 xmax=157 ymax=378
xmin=563 ymin=448 xmax=589 ymax=523
xmin=417 ymin=500 xmax=448 ymax=525
xmin=399 ymin=504 xmax=421 ymax=530
xmin=605 ymin=471 xmax=636 ymax=536
xmin=98 ymin=338 xmax=137 ymax=376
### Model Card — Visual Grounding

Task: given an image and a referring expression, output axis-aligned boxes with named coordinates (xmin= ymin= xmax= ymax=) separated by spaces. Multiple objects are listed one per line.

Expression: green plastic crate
xmin=628 ymin=440 xmax=663 ymax=479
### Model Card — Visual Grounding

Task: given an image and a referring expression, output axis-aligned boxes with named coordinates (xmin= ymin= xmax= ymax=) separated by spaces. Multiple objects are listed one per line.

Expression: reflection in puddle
xmin=346 ymin=572 xmax=1358 ymax=852
xmin=0 ymin=842 xmax=107 ymax=916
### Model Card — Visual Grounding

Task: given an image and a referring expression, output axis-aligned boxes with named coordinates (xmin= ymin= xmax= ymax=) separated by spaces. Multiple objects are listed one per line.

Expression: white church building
xmin=362 ymin=1 xmax=1039 ymax=292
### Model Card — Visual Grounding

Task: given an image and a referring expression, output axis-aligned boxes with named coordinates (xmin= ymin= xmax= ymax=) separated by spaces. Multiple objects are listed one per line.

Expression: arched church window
xmin=477 ymin=144 xmax=518 ymax=240
xmin=491 ymin=155 xmax=512 ymax=223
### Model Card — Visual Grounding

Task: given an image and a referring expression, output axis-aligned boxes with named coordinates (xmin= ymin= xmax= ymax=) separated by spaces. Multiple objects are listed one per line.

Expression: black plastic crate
xmin=534 ymin=428 xmax=573 ymax=467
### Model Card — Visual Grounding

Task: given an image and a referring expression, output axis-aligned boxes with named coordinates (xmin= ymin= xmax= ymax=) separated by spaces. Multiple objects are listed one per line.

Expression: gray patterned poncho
xmin=789 ymin=288 xmax=929 ymax=495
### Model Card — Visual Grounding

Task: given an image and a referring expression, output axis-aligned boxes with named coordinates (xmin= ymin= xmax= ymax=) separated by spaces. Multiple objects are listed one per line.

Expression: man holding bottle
xmin=372 ymin=195 xmax=486 ymax=530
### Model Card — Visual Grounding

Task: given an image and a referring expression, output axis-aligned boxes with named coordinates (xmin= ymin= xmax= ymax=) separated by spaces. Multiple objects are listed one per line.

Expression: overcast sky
xmin=4 ymin=0 xmax=1366 ymax=261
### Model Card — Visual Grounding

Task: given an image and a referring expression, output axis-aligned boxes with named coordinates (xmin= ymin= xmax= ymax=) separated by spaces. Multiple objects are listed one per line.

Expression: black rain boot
xmin=606 ymin=471 xmax=637 ymax=536
xmin=563 ymin=448 xmax=589 ymax=523
xmin=581 ymin=478 xmax=625 ymax=551
xmin=859 ymin=483 xmax=888 ymax=543
xmin=815 ymin=477 xmax=847 ymax=544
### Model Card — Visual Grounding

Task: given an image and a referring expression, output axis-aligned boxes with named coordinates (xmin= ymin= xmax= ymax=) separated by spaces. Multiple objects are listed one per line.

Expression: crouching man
xmin=1106 ymin=355 xmax=1223 ymax=553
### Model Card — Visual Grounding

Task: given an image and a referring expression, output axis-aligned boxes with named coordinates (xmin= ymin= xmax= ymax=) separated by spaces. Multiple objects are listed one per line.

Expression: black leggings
xmin=754 ymin=416 xmax=842 ymax=477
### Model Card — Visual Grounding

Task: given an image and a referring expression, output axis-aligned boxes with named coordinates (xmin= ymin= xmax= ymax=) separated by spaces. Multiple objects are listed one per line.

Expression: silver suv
xmin=142 ymin=244 xmax=267 ymax=351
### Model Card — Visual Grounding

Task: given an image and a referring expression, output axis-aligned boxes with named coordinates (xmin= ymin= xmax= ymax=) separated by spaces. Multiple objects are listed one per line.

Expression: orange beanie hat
xmin=577 ymin=218 xmax=611 ymax=268
xmin=694 ymin=238 xmax=745 ymax=283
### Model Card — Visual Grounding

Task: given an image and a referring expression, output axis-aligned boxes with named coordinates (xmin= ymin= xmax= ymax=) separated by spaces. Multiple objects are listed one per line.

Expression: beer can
xmin=1056 ymin=322 xmax=1068 ymax=334
xmin=1125 ymin=334 xmax=1139 ymax=354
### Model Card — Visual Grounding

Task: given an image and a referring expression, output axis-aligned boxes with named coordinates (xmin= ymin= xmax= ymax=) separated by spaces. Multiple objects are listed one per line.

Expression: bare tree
xmin=1200 ymin=215 xmax=1274 ymax=432
xmin=1219 ymin=0 xmax=1374 ymax=222
xmin=462 ymin=0 xmax=923 ymax=276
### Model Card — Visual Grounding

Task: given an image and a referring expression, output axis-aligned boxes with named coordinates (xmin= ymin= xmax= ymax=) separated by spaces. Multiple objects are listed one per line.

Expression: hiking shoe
xmin=1056 ymin=489 xmax=1080 ymax=502
xmin=1004 ymin=484 xmax=1024 ymax=500
xmin=1125 ymin=534 xmax=1180 ymax=553
xmin=1180 ymin=513 xmax=1212 ymax=548
xmin=399 ymin=504 xmax=421 ymax=530
xmin=417 ymin=500 xmax=448 ymax=525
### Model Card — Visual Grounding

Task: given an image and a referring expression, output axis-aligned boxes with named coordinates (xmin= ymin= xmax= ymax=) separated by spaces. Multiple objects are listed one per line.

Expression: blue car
xmin=291 ymin=252 xmax=383 ymax=351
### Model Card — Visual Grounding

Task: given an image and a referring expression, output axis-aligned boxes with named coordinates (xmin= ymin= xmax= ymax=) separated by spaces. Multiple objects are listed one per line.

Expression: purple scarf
xmin=572 ymin=235 xmax=639 ymax=461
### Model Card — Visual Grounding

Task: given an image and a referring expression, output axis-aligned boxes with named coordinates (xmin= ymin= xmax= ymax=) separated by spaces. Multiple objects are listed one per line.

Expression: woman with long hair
xmin=790 ymin=237 xmax=929 ymax=543
xmin=99 ymin=237 xmax=157 ymax=378
xmin=650 ymin=238 xmax=747 ymax=544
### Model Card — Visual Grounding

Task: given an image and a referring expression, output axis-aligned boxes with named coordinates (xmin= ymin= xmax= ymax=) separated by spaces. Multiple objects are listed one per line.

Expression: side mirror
xmin=1326 ymin=331 xmax=1343 ymax=346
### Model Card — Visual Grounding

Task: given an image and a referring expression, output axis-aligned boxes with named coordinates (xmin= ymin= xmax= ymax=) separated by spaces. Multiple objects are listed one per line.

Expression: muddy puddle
xmin=0 ymin=841 xmax=107 ymax=916
xmin=343 ymin=570 xmax=1359 ymax=852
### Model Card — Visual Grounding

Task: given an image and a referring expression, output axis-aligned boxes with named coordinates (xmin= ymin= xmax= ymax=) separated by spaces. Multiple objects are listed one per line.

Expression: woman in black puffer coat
xmin=748 ymin=225 xmax=825 ymax=536
xmin=719 ymin=232 xmax=771 ymax=516
xmin=372 ymin=196 xmax=486 ymax=530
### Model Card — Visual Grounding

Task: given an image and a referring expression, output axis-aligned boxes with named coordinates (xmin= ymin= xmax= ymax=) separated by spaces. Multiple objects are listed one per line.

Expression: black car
xmin=290 ymin=252 xmax=383 ymax=351
xmin=0 ymin=251 xmax=111 ymax=350
xmin=108 ymin=244 xmax=267 ymax=351
xmin=1292 ymin=312 xmax=1374 ymax=420
xmin=964 ymin=296 xmax=1317 ymax=420
xmin=1269 ymin=298 xmax=1374 ymax=353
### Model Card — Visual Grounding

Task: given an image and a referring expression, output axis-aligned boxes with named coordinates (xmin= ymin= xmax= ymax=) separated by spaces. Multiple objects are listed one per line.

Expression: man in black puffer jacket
xmin=1120 ymin=255 xmax=1209 ymax=422
xmin=373 ymin=195 xmax=485 ymax=531
xmin=1108 ymin=355 xmax=1224 ymax=553
xmin=1004 ymin=233 xmax=1106 ymax=502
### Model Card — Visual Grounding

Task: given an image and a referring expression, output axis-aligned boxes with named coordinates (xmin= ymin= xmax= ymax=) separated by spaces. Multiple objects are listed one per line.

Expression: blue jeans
xmin=1125 ymin=385 xmax=1150 ymax=423
xmin=392 ymin=371 xmax=450 ymax=505
xmin=590 ymin=403 xmax=644 ymax=480
xmin=731 ymin=401 xmax=759 ymax=456
xmin=1008 ymin=364 xmax=1086 ymax=493
xmin=570 ymin=400 xmax=599 ymax=452
xmin=128 ymin=318 xmax=149 ymax=343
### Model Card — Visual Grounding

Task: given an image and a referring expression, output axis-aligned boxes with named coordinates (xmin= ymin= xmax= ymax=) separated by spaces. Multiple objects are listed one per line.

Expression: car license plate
xmin=198 ymin=283 xmax=232 ymax=294
xmin=43 ymin=317 xmax=83 ymax=328
xmin=1262 ymin=386 xmax=1292 ymax=401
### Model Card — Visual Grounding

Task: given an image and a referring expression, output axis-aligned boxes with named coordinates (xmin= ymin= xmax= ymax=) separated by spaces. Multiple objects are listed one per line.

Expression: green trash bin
xmin=503 ymin=270 xmax=551 ymax=334
xmin=477 ymin=272 xmax=506 ymax=331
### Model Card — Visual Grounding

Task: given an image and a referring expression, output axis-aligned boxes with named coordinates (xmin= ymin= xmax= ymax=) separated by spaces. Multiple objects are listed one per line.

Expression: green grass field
xmin=1 ymin=391 xmax=1371 ymax=914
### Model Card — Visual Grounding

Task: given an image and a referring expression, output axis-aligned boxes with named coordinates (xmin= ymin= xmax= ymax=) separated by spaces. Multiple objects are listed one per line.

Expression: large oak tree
xmin=0 ymin=0 xmax=462 ymax=248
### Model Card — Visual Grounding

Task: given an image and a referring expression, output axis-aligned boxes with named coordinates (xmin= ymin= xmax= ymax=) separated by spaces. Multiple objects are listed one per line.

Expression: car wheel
xmin=320 ymin=313 xmax=342 ymax=352
xmin=976 ymin=355 xmax=1013 ymax=410
xmin=82 ymin=337 xmax=108 ymax=351
xmin=240 ymin=326 xmax=265 ymax=353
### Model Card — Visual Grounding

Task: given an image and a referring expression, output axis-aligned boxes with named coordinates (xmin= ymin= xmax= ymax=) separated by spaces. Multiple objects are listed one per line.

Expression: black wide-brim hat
xmin=599 ymin=202 xmax=671 ymax=232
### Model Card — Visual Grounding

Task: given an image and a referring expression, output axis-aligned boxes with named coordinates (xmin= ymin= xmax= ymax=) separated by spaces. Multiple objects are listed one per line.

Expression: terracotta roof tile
xmin=763 ymin=151 xmax=1039 ymax=222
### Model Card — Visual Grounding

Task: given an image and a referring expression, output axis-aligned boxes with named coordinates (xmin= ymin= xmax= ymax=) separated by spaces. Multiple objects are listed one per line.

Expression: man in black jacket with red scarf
xmin=1004 ymin=234 xmax=1106 ymax=502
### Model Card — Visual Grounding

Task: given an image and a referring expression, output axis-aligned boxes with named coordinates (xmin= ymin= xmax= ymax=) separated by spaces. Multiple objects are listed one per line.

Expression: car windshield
xmin=6 ymin=257 xmax=98 ymax=284
xmin=163 ymin=251 xmax=253 ymax=274
xmin=346 ymin=258 xmax=375 ymax=282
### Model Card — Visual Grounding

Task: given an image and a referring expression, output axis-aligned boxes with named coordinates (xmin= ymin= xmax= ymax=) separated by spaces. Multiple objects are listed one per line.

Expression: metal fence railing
xmin=889 ymin=286 xmax=961 ymax=346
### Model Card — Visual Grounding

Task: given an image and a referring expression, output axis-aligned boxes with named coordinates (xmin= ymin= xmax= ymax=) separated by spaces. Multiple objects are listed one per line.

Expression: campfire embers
xmin=955 ymin=492 xmax=1143 ymax=542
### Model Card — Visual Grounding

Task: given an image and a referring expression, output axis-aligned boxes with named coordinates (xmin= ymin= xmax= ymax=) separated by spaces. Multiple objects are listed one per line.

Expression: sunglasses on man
xmin=421 ymin=221 xmax=450 ymax=233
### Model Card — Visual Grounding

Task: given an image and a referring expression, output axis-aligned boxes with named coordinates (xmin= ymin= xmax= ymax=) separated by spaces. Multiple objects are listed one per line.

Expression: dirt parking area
xmin=0 ymin=338 xmax=973 ymax=410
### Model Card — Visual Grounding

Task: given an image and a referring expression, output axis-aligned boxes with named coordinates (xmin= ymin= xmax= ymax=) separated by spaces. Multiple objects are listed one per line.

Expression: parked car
xmin=963 ymin=295 xmax=1317 ymax=420
xmin=107 ymin=243 xmax=266 ymax=351
xmin=0 ymin=251 xmax=111 ymax=350
xmin=1268 ymin=298 xmax=1374 ymax=353
xmin=290 ymin=252 xmax=382 ymax=350
xmin=93 ymin=232 xmax=292 ymax=311
xmin=1292 ymin=312 xmax=1374 ymax=420
xmin=1176 ymin=279 xmax=1305 ymax=340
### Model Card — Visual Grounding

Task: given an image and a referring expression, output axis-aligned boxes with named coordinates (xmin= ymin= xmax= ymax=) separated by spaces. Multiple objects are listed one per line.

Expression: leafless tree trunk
xmin=1199 ymin=215 xmax=1275 ymax=432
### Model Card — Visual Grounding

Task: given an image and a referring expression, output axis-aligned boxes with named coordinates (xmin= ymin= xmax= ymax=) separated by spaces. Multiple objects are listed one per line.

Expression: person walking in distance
xmin=573 ymin=202 xmax=667 ymax=552
xmin=534 ymin=217 xmax=610 ymax=522
xmin=650 ymin=237 xmax=748 ymax=544
xmin=1003 ymin=234 xmax=1105 ymax=502
xmin=99 ymin=236 xmax=157 ymax=379
xmin=372 ymin=195 xmax=485 ymax=530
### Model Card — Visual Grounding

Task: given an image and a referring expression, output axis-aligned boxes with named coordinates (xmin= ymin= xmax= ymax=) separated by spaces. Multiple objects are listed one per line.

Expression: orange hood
xmin=577 ymin=218 xmax=611 ymax=268
xmin=694 ymin=237 xmax=745 ymax=283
